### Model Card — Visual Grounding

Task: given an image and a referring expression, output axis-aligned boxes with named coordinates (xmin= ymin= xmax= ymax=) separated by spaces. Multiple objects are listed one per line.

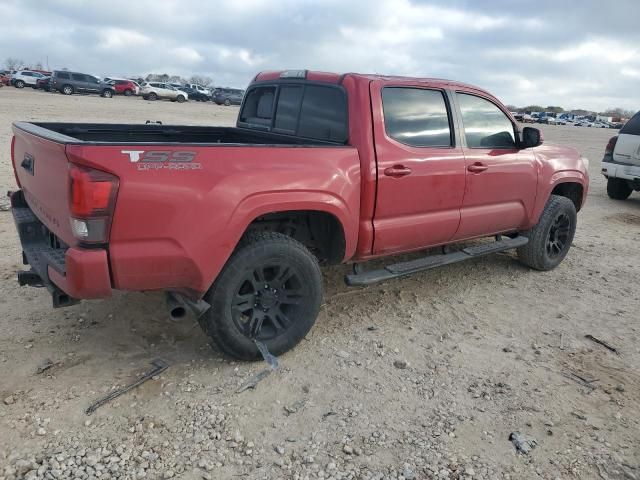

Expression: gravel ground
xmin=0 ymin=87 xmax=639 ymax=480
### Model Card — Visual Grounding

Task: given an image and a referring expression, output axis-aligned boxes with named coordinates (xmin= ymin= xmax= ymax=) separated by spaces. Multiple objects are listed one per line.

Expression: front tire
xmin=101 ymin=89 xmax=113 ymax=98
xmin=15 ymin=80 xmax=25 ymax=88
xmin=176 ymin=95 xmax=186 ymax=103
xmin=200 ymin=232 xmax=323 ymax=360
xmin=124 ymin=89 xmax=133 ymax=96
xmin=224 ymin=98 xmax=231 ymax=106
xmin=607 ymin=178 xmax=632 ymax=200
xmin=517 ymin=195 xmax=577 ymax=271
xmin=147 ymin=92 xmax=157 ymax=100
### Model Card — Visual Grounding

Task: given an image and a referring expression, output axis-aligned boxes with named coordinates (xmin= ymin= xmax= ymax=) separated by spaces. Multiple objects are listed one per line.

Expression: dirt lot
xmin=0 ymin=87 xmax=639 ymax=480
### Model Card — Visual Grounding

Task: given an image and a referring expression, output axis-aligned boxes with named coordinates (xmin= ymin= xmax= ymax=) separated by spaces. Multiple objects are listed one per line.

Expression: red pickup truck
xmin=9 ymin=70 xmax=589 ymax=360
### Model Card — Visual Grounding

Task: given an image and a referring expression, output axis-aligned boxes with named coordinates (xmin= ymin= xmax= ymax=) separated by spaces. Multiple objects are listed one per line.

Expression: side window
xmin=274 ymin=85 xmax=303 ymax=132
xmin=239 ymin=86 xmax=276 ymax=126
xmin=297 ymin=85 xmax=347 ymax=142
xmin=620 ymin=111 xmax=640 ymax=136
xmin=381 ymin=87 xmax=451 ymax=147
xmin=58 ymin=72 xmax=70 ymax=80
xmin=71 ymin=73 xmax=85 ymax=82
xmin=457 ymin=93 xmax=516 ymax=148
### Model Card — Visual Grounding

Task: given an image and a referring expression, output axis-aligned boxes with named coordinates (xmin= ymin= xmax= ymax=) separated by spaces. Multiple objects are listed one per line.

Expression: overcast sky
xmin=1 ymin=0 xmax=639 ymax=111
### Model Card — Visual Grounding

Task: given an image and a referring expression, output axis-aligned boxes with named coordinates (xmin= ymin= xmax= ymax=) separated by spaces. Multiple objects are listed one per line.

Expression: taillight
xmin=68 ymin=163 xmax=119 ymax=243
xmin=605 ymin=136 xmax=618 ymax=156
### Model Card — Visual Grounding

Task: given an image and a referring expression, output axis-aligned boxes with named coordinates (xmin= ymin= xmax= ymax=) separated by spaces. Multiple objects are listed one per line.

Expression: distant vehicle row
xmin=512 ymin=111 xmax=623 ymax=129
xmin=1 ymin=69 xmax=244 ymax=105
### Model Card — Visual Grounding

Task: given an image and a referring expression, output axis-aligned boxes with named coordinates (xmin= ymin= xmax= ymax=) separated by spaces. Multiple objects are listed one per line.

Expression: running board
xmin=345 ymin=236 xmax=529 ymax=286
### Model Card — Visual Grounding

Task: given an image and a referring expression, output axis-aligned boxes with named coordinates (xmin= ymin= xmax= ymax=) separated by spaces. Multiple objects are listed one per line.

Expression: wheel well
xmin=551 ymin=182 xmax=583 ymax=211
xmin=243 ymin=210 xmax=346 ymax=264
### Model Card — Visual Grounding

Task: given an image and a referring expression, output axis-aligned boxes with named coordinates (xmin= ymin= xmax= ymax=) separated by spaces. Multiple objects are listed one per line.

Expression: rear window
xmin=239 ymin=83 xmax=348 ymax=143
xmin=621 ymin=111 xmax=640 ymax=136
xmin=71 ymin=73 xmax=85 ymax=81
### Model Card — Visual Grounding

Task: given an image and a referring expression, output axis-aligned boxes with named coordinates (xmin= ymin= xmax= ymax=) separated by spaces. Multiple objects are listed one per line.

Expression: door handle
xmin=467 ymin=162 xmax=488 ymax=173
xmin=384 ymin=165 xmax=412 ymax=178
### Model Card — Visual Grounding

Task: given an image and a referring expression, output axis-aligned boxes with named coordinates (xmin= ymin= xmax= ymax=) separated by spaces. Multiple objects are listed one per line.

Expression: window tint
xmin=239 ymin=86 xmax=276 ymax=127
xmin=239 ymin=84 xmax=347 ymax=142
xmin=620 ymin=111 xmax=640 ymax=136
xmin=274 ymin=86 xmax=303 ymax=132
xmin=298 ymin=86 xmax=347 ymax=142
xmin=457 ymin=93 xmax=515 ymax=148
xmin=381 ymin=88 xmax=451 ymax=147
xmin=23 ymin=72 xmax=33 ymax=77
xmin=57 ymin=72 xmax=70 ymax=80
xmin=71 ymin=73 xmax=85 ymax=82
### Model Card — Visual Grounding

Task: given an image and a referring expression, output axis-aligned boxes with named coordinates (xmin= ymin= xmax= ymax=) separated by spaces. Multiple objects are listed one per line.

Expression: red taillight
xmin=68 ymin=164 xmax=119 ymax=242
xmin=605 ymin=136 xmax=618 ymax=155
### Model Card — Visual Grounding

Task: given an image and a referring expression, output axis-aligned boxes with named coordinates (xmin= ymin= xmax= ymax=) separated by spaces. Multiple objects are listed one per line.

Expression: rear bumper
xmin=11 ymin=190 xmax=112 ymax=306
xmin=602 ymin=161 xmax=640 ymax=183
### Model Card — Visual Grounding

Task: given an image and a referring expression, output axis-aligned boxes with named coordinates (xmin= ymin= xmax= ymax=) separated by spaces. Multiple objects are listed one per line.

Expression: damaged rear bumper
xmin=11 ymin=190 xmax=112 ymax=307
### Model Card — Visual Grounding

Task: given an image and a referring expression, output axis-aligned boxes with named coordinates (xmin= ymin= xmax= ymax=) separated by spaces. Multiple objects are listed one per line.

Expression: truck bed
xmin=15 ymin=122 xmax=344 ymax=146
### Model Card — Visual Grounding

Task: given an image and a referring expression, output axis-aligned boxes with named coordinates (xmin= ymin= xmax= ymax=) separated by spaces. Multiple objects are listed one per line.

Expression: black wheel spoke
xmin=281 ymin=289 xmax=305 ymax=305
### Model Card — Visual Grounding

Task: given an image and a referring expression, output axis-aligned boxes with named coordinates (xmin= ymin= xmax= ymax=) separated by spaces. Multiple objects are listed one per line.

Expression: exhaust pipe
xmin=166 ymin=291 xmax=211 ymax=321
xmin=166 ymin=292 xmax=188 ymax=321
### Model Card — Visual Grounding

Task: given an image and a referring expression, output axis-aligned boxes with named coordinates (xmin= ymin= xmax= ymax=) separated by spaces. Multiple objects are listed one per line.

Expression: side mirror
xmin=522 ymin=127 xmax=543 ymax=148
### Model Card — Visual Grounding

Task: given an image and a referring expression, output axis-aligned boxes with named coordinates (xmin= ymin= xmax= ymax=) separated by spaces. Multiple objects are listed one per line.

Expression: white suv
xmin=141 ymin=83 xmax=188 ymax=102
xmin=601 ymin=112 xmax=640 ymax=200
xmin=12 ymin=70 xmax=47 ymax=88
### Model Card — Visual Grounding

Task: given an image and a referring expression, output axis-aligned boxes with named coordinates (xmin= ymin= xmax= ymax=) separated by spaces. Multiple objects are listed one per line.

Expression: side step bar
xmin=345 ymin=236 xmax=529 ymax=286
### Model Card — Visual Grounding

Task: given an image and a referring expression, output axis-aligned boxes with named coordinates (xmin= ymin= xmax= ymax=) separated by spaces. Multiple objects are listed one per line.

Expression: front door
xmin=371 ymin=82 xmax=466 ymax=255
xmin=452 ymin=92 xmax=538 ymax=240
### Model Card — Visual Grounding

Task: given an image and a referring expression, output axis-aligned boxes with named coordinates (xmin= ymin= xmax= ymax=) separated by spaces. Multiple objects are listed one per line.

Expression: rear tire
xmin=200 ymin=232 xmax=323 ymax=360
xmin=224 ymin=98 xmax=231 ymax=106
xmin=517 ymin=195 xmax=577 ymax=271
xmin=62 ymin=84 xmax=74 ymax=95
xmin=607 ymin=178 xmax=632 ymax=200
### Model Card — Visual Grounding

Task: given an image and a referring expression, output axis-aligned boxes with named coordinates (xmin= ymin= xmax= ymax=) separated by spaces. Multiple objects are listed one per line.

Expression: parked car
xmin=35 ymin=76 xmax=51 ymax=91
xmin=51 ymin=70 xmax=115 ymax=97
xmin=213 ymin=88 xmax=245 ymax=106
xmin=178 ymin=86 xmax=209 ymax=101
xmin=0 ymin=71 xmax=13 ymax=86
xmin=601 ymin=111 xmax=640 ymax=200
xmin=185 ymin=83 xmax=211 ymax=96
xmin=8 ymin=69 xmax=589 ymax=360
xmin=141 ymin=82 xmax=188 ymax=102
xmin=11 ymin=70 xmax=48 ymax=88
xmin=107 ymin=79 xmax=139 ymax=96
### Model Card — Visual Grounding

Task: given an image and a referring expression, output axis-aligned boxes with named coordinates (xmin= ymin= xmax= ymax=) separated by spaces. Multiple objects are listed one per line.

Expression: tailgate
xmin=12 ymin=123 xmax=77 ymax=246
xmin=614 ymin=133 xmax=640 ymax=167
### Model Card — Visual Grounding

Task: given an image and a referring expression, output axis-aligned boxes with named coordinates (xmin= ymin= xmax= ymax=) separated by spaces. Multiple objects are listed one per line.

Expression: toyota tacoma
xmin=9 ymin=70 xmax=589 ymax=359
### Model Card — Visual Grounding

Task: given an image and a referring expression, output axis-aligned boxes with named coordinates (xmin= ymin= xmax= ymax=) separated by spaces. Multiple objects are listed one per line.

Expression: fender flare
xmin=531 ymin=170 xmax=588 ymax=224
xmin=202 ymin=191 xmax=359 ymax=289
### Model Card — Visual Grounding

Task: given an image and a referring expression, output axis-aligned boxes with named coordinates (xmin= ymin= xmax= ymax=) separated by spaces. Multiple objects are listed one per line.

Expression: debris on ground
xmin=236 ymin=339 xmax=280 ymax=393
xmin=35 ymin=358 xmax=55 ymax=374
xmin=85 ymin=358 xmax=168 ymax=415
xmin=562 ymin=370 xmax=598 ymax=390
xmin=585 ymin=334 xmax=619 ymax=354
xmin=509 ymin=432 xmax=538 ymax=454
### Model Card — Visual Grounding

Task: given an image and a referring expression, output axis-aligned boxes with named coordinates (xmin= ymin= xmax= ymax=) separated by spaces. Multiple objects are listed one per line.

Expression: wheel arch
xmin=530 ymin=171 xmax=588 ymax=225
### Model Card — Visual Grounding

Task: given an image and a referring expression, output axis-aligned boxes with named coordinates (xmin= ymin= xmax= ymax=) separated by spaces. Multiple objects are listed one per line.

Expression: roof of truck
xmin=252 ymin=70 xmax=494 ymax=97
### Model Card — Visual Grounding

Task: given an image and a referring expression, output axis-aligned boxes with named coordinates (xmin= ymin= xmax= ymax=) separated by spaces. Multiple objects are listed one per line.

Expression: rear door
xmin=452 ymin=92 xmax=538 ymax=240
xmin=71 ymin=73 xmax=88 ymax=92
xmin=614 ymin=112 xmax=640 ymax=167
xmin=371 ymin=81 xmax=466 ymax=255
xmin=85 ymin=76 xmax=101 ymax=93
